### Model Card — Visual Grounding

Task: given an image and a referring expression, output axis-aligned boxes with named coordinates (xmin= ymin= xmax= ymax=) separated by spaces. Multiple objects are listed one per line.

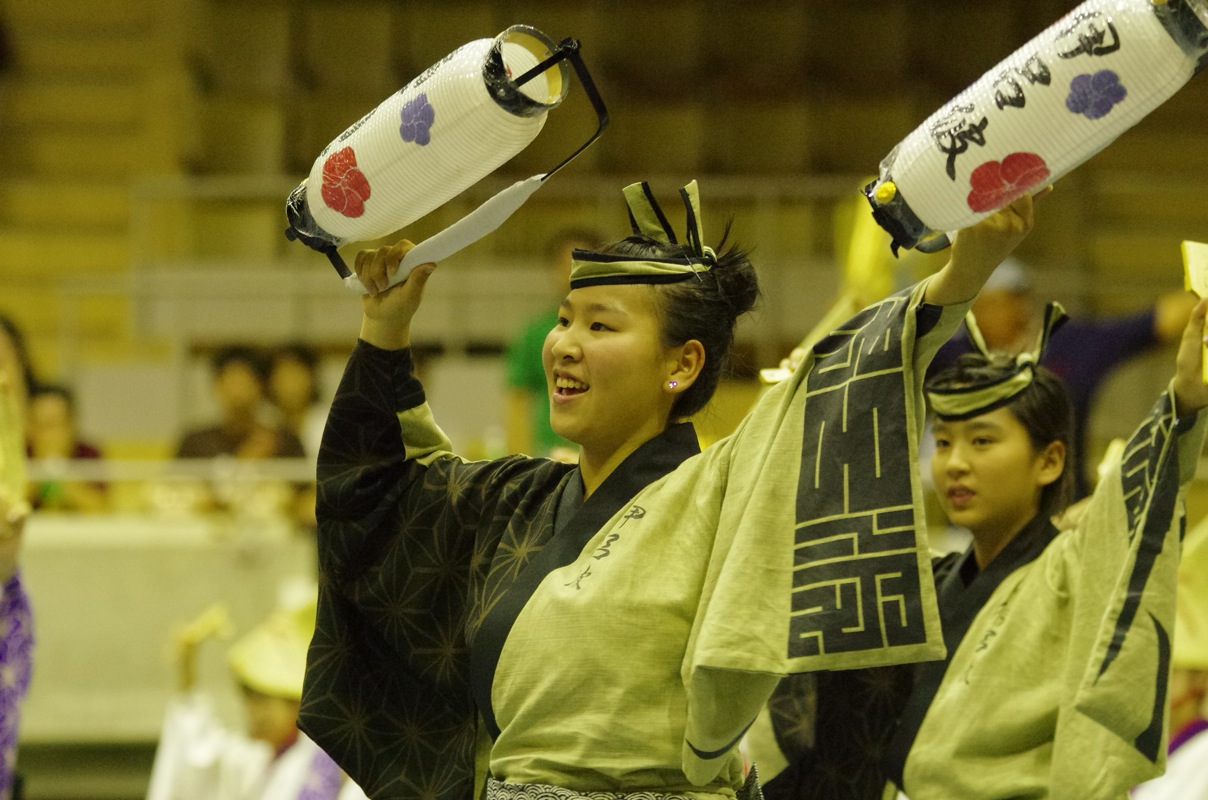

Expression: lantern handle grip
xmin=343 ymin=175 xmax=547 ymax=294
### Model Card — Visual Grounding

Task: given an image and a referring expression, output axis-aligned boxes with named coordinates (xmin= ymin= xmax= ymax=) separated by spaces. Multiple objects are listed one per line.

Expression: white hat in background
xmin=227 ymin=593 xmax=317 ymax=700
xmin=982 ymin=257 xmax=1034 ymax=294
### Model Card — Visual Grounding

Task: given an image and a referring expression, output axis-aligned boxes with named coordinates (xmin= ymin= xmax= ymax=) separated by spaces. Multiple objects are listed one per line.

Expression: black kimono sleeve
xmin=299 ymin=342 xmax=572 ymax=800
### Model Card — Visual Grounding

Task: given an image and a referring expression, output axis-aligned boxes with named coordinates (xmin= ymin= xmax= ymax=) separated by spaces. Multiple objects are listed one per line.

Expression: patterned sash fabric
xmin=486 ymin=769 xmax=764 ymax=800
xmin=487 ymin=782 xmax=702 ymax=800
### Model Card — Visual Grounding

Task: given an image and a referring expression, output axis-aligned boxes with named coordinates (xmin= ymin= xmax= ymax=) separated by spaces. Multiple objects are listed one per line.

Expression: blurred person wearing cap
xmin=1132 ymin=523 xmax=1208 ymax=800
xmin=145 ymin=599 xmax=368 ymax=800
xmin=298 ymin=183 xmax=1042 ymax=799
xmin=927 ymin=258 xmax=1198 ymax=498
xmin=879 ymin=299 xmax=1208 ymax=799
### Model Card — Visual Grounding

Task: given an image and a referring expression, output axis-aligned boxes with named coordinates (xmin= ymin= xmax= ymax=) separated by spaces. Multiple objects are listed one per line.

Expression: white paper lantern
xmin=285 ymin=25 xmax=570 ymax=265
xmin=865 ymin=0 xmax=1208 ymax=251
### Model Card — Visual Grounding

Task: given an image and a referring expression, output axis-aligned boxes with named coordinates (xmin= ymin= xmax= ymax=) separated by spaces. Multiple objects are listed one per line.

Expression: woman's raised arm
xmin=923 ymin=190 xmax=1046 ymax=307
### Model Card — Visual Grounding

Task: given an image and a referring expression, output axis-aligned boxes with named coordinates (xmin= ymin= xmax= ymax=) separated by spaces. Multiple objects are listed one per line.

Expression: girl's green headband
xmin=569 ymin=180 xmax=716 ymax=289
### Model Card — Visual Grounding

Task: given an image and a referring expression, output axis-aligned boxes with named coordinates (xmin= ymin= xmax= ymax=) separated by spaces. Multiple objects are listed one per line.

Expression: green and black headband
xmin=569 ymin=180 xmax=716 ymax=289
xmin=927 ymin=301 xmax=1068 ymax=420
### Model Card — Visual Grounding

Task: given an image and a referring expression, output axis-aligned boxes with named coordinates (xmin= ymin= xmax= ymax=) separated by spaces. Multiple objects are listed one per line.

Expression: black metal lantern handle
xmin=512 ymin=37 xmax=610 ymax=180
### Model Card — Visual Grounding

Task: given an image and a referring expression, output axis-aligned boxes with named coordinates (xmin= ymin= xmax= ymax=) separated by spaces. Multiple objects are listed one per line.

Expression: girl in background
xmin=884 ymin=301 xmax=1208 ymax=799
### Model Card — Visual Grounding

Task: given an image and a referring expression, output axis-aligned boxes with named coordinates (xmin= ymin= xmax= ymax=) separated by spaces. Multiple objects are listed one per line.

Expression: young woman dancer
xmin=299 ymin=182 xmax=1041 ymax=800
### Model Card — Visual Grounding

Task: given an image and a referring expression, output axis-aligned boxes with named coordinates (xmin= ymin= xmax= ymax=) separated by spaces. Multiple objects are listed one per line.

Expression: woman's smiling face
xmin=542 ymin=284 xmax=681 ymax=460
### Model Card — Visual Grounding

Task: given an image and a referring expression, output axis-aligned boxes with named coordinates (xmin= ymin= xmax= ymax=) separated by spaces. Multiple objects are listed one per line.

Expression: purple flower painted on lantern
xmin=1065 ymin=70 xmax=1127 ymax=120
xmin=400 ymin=93 xmax=435 ymax=145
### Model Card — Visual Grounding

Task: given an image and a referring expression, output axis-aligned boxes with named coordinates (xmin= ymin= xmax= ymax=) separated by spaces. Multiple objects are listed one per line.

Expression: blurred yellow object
xmin=874 ymin=180 xmax=898 ymax=204
xmin=1097 ymin=439 xmax=1127 ymax=485
xmin=227 ymin=597 xmax=317 ymax=700
xmin=1181 ymin=240 xmax=1208 ymax=383
xmin=178 ymin=603 xmax=235 ymax=649
xmin=836 ymin=185 xmax=897 ymax=308
xmin=0 ymin=372 xmax=31 ymax=525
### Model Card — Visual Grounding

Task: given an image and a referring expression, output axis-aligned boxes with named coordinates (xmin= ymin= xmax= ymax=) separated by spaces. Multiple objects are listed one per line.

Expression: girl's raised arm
xmin=923 ymin=190 xmax=1046 ymax=307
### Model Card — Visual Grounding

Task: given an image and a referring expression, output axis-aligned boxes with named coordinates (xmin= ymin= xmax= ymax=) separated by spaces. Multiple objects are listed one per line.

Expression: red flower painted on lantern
xmin=966 ymin=152 xmax=1051 ymax=213
xmin=320 ymin=146 xmax=372 ymax=218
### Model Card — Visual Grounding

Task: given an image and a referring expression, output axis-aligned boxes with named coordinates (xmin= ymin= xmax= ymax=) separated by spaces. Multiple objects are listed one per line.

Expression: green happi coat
xmin=299 ymin=281 xmax=969 ymax=800
xmin=883 ymin=385 xmax=1208 ymax=800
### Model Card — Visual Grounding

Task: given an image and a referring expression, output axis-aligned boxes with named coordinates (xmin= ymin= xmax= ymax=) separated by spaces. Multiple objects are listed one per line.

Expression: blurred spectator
xmin=0 ymin=331 xmax=32 ymax=800
xmin=176 ymin=346 xmax=305 ymax=461
xmin=26 ymin=383 xmax=107 ymax=513
xmin=266 ymin=344 xmax=325 ymax=531
xmin=504 ymin=228 xmax=602 ymax=460
xmin=174 ymin=346 xmax=310 ymax=525
xmin=0 ymin=492 xmax=29 ymax=800
xmin=147 ymin=597 xmax=368 ymax=800
xmin=927 ymin=258 xmax=1197 ymax=496
xmin=267 ymin=343 xmax=326 ymax=462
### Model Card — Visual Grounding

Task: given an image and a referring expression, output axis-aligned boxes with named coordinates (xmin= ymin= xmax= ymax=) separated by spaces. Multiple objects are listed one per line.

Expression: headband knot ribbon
xmin=569 ymin=180 xmax=714 ymax=289
xmin=927 ymin=301 xmax=1067 ymax=420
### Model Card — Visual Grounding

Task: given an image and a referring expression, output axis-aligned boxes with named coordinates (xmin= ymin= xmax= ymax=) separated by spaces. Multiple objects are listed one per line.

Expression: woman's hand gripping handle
xmin=357 ymin=240 xmax=439 ymax=351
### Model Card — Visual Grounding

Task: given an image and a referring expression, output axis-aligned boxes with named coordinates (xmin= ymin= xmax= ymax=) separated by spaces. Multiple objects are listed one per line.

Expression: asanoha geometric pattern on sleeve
xmin=300 ymin=343 xmax=572 ymax=800
xmin=762 ymin=666 xmax=913 ymax=800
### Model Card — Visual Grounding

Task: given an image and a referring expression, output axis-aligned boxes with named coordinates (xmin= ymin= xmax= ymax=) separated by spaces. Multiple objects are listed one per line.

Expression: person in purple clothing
xmin=927 ymin=258 xmax=1198 ymax=496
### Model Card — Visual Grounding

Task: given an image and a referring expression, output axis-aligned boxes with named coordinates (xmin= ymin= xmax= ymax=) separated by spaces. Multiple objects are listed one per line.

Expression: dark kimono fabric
xmin=762 ymin=667 xmax=914 ymax=800
xmin=299 ymin=343 xmax=574 ymax=800
xmin=762 ymin=553 xmax=962 ymax=800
